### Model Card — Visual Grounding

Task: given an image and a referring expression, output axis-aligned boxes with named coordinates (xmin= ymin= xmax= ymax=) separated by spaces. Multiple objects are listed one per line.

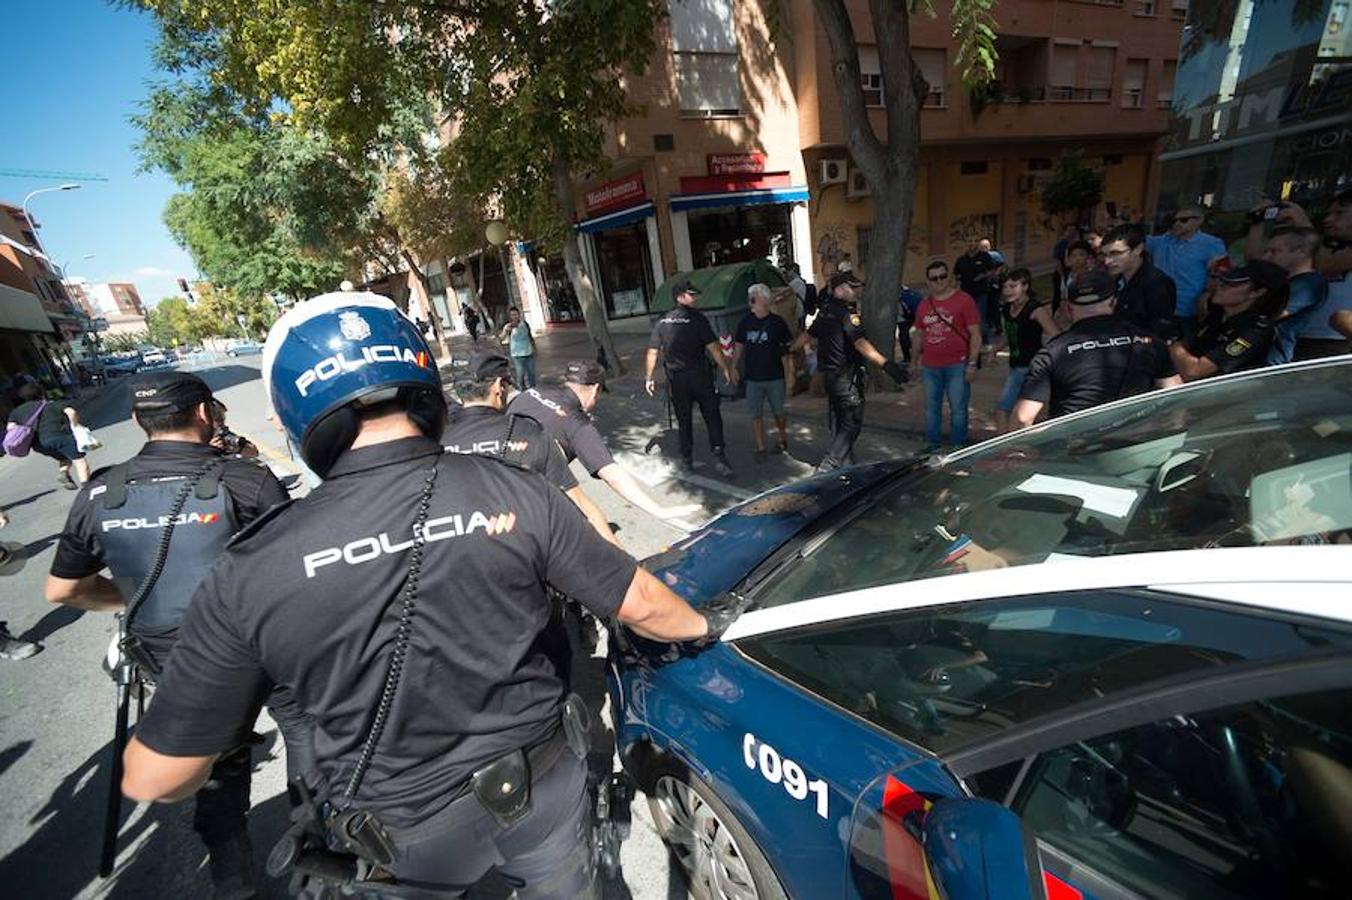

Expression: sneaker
xmin=0 ymin=624 xmax=41 ymax=661
xmin=57 ymin=472 xmax=78 ymax=491
xmin=710 ymin=453 xmax=735 ymax=478
xmin=754 ymin=449 xmax=768 ymax=463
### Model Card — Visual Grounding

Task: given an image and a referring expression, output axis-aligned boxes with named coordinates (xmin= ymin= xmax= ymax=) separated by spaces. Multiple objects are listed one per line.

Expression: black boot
xmin=207 ymin=831 xmax=257 ymax=900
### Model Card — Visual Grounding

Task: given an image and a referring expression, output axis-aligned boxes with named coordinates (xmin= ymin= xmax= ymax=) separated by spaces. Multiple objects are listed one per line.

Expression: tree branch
xmin=812 ymin=0 xmax=885 ymax=180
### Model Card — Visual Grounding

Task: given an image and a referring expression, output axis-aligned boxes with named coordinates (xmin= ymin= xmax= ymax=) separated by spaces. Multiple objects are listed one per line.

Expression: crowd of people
xmin=897 ymin=189 xmax=1352 ymax=452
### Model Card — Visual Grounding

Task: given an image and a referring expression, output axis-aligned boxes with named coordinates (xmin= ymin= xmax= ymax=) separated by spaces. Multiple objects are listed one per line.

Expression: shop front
xmin=577 ymin=172 xmax=663 ymax=320
xmin=667 ymin=159 xmax=812 ymax=284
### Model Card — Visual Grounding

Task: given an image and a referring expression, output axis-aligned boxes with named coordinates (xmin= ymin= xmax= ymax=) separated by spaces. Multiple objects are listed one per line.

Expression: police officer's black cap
xmin=671 ymin=278 xmax=701 ymax=297
xmin=1217 ymin=260 xmax=1287 ymax=295
xmin=452 ymin=349 xmax=513 ymax=384
xmin=828 ymin=271 xmax=864 ymax=292
xmin=129 ymin=371 xmax=216 ymax=413
xmin=1067 ymin=270 xmax=1118 ymax=305
xmin=564 ymin=359 xmax=607 ymax=385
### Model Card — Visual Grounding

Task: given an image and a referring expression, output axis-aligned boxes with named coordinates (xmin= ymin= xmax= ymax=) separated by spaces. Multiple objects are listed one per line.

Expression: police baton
xmin=99 ymin=676 xmax=132 ymax=877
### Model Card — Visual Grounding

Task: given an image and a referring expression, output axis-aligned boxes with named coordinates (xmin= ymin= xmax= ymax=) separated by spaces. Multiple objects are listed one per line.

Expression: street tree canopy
xmin=135 ymin=0 xmax=666 ymax=372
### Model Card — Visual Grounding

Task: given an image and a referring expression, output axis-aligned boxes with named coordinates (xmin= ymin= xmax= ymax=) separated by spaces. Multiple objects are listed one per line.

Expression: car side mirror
xmin=922 ymin=798 xmax=1047 ymax=900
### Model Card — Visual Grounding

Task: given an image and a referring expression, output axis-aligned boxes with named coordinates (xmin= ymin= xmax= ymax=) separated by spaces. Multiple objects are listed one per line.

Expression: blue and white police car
xmin=610 ymin=356 xmax=1352 ymax=900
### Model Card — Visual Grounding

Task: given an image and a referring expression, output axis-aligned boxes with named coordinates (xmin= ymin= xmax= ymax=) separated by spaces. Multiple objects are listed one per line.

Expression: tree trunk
xmin=460 ymin=253 xmax=493 ymax=329
xmin=550 ymin=153 xmax=623 ymax=375
xmin=399 ymin=247 xmax=452 ymax=359
xmin=813 ymin=0 xmax=924 ymax=377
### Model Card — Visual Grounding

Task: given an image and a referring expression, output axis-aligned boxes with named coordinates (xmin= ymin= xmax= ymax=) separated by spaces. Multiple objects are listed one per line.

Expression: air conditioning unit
xmin=820 ymin=158 xmax=848 ymax=185
xmin=846 ymin=167 xmax=872 ymax=199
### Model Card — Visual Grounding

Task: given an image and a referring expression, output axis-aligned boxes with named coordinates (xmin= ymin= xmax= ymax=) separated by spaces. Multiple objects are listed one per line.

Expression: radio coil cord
xmin=342 ymin=463 xmax=440 ymax=807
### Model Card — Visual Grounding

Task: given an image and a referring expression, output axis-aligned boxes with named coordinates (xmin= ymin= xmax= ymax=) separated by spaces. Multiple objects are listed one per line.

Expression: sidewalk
xmin=446 ymin=322 xmax=1013 ymax=501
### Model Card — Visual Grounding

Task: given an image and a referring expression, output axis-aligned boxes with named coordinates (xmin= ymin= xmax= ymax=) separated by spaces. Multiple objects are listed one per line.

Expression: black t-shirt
xmin=507 ymin=386 xmax=614 ymax=476
xmin=133 ymin=438 xmax=637 ymax=828
xmin=442 ymin=404 xmax=578 ymax=492
xmin=953 ymin=251 xmax=997 ymax=297
xmin=1020 ymin=315 xmax=1176 ymax=418
xmin=50 ymin=440 xmax=288 ymax=579
xmin=734 ymin=312 xmax=792 ymax=382
xmin=1002 ymin=301 xmax=1047 ymax=369
xmin=1115 ymin=260 xmax=1178 ymax=339
xmin=7 ymin=399 xmax=72 ymax=443
xmin=648 ymin=305 xmax=717 ymax=374
xmin=1185 ymin=308 xmax=1275 ymax=375
xmin=808 ymin=298 xmax=866 ymax=373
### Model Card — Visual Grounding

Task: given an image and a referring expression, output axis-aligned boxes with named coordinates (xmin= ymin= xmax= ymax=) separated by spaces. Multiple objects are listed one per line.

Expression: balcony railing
xmin=1048 ymin=85 xmax=1112 ymax=102
xmin=978 ymin=83 xmax=1048 ymax=105
xmin=1122 ymin=87 xmax=1144 ymax=107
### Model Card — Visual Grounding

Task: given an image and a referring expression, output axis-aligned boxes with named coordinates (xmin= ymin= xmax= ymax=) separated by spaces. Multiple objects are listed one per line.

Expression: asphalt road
xmin=0 ymin=357 xmax=747 ymax=899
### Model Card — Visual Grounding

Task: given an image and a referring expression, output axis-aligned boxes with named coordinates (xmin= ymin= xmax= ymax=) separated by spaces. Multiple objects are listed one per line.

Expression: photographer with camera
xmin=120 ymin=293 xmax=730 ymax=899
xmin=44 ymin=370 xmax=312 ymax=897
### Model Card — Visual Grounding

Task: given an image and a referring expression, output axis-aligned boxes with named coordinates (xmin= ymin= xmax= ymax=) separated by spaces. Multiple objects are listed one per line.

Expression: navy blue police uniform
xmin=810 ymin=288 xmax=870 ymax=469
xmin=647 ymin=282 xmax=727 ymax=465
xmin=132 ymin=294 xmax=635 ymax=898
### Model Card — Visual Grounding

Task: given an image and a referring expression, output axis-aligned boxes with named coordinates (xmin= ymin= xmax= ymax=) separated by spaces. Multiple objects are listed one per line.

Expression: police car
xmin=610 ymin=356 xmax=1351 ymax=900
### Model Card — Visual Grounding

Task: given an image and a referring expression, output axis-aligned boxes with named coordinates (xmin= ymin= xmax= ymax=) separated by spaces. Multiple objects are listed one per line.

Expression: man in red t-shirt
xmin=910 ymin=260 xmax=983 ymax=451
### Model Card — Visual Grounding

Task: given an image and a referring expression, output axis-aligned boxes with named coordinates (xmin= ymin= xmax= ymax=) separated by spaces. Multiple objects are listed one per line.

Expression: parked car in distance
xmin=611 ymin=356 xmax=1352 ymax=900
xmin=139 ymin=349 xmax=169 ymax=367
xmin=223 ymin=339 xmax=262 ymax=357
xmin=103 ymin=356 xmax=142 ymax=377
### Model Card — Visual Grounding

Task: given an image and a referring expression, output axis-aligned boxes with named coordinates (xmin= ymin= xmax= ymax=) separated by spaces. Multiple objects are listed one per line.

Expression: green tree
xmin=1039 ymin=151 xmax=1107 ymax=229
xmin=134 ymin=0 xmax=663 ymax=372
xmin=145 ymin=295 xmax=198 ymax=346
xmin=805 ymin=0 xmax=999 ymax=369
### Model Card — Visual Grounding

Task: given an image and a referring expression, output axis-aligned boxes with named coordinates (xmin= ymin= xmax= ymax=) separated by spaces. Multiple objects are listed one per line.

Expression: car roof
xmin=722 ymin=545 xmax=1352 ymax=641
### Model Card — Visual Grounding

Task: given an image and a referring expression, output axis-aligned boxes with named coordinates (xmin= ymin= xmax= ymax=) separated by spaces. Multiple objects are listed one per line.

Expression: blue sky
xmin=3 ymin=1 xmax=192 ymax=306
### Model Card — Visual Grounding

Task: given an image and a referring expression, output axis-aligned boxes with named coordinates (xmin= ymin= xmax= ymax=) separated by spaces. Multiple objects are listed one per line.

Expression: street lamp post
xmin=21 ymin=183 xmax=81 ymax=255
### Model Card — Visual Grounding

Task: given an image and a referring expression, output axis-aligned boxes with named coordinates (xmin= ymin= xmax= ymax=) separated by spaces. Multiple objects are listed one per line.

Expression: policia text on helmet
xmin=120 ymin=292 xmax=741 ymax=899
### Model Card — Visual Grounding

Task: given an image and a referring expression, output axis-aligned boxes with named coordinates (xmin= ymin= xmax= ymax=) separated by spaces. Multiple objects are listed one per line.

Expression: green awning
xmin=651 ymin=260 xmax=789 ymax=313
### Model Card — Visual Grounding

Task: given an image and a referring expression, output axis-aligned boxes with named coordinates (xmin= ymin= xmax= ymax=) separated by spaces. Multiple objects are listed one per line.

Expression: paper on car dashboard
xmin=1014 ymin=473 xmax=1142 ymax=519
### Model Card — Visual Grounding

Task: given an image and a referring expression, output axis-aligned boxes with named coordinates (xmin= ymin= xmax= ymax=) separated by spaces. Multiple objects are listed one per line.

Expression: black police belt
xmin=269 ymin=459 xmax=592 ymax=896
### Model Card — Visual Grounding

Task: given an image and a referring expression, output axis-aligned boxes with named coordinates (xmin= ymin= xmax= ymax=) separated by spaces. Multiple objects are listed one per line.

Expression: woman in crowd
xmin=994 ymin=268 xmax=1060 ymax=433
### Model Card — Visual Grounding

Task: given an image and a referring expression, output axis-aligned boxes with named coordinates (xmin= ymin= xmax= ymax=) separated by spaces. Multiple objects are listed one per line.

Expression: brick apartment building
xmin=0 ymin=200 xmax=83 ymax=388
xmin=63 ymin=278 xmax=149 ymax=336
xmin=550 ymin=0 xmax=1187 ymax=323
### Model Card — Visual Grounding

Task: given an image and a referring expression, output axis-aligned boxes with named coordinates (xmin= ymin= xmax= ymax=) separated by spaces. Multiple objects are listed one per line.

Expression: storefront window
xmin=538 ymin=256 xmax=583 ymax=322
xmin=594 ymin=221 xmax=654 ymax=318
xmin=1160 ymin=0 xmax=1351 ymax=223
xmin=687 ymin=203 xmax=794 ymax=269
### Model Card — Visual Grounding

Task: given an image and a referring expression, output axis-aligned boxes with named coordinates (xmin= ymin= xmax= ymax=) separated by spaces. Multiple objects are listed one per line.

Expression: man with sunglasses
xmin=1146 ymin=206 xmax=1228 ymax=342
xmin=909 ymin=261 xmax=982 ymax=453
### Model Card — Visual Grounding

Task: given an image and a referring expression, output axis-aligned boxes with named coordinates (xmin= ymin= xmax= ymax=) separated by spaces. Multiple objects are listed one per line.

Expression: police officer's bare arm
xmin=706 ymin=339 xmax=738 ymax=387
xmin=45 ymin=573 xmax=124 ymax=612
xmin=566 ymin=484 xmax=621 ymax=546
xmin=597 ymin=462 xmax=701 ymax=521
xmin=615 ymin=567 xmax=710 ymax=642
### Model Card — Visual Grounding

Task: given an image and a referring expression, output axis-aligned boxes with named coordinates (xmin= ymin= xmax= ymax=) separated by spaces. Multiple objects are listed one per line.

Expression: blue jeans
xmin=921 ymin=363 xmax=971 ymax=448
xmin=995 ymin=366 xmax=1029 ymax=413
xmin=512 ymin=354 xmax=537 ymax=388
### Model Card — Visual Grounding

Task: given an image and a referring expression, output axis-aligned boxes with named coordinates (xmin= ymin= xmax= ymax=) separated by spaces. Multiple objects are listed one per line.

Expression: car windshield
xmin=756 ymin=362 xmax=1352 ymax=609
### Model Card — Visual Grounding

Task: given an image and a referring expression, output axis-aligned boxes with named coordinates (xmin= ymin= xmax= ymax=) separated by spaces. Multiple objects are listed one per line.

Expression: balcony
xmin=1048 ymin=85 xmax=1112 ymax=103
xmin=975 ymin=82 xmax=1048 ymax=106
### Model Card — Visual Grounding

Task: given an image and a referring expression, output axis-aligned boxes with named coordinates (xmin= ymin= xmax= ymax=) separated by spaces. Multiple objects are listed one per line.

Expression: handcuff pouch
xmin=472 ymin=748 xmax=532 ymax=828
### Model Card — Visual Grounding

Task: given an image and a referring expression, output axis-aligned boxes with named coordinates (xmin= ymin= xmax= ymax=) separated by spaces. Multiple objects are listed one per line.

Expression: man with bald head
xmin=1146 ymin=205 xmax=1228 ymax=341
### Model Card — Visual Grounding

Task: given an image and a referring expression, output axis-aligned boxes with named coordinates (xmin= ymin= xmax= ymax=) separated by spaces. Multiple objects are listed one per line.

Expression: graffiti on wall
xmin=816 ymin=222 xmax=848 ymax=271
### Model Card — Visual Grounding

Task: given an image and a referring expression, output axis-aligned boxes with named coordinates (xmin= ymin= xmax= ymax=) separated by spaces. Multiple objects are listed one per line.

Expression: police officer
xmin=644 ymin=279 xmax=738 ymax=476
xmin=1012 ymin=270 xmax=1181 ymax=427
xmin=121 ymin=293 xmax=733 ymax=899
xmin=510 ymin=360 xmax=700 ymax=521
xmin=1169 ymin=261 xmax=1286 ymax=382
xmin=44 ymin=370 xmax=313 ymax=898
xmin=445 ymin=349 xmax=615 ymax=543
xmin=791 ymin=271 xmax=907 ymax=471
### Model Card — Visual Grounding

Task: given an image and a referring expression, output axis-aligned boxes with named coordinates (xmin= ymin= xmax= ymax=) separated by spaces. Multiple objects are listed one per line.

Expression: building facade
xmin=0 ymin=201 xmax=82 ymax=388
xmin=63 ymin=278 xmax=149 ymax=336
xmin=1157 ymin=0 xmax=1350 ymax=229
xmin=553 ymin=0 xmax=1186 ymax=321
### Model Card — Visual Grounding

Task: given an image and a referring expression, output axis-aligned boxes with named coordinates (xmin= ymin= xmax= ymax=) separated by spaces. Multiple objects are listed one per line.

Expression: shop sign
xmin=708 ymin=153 xmax=766 ymax=176
xmin=584 ymin=173 xmax=646 ymax=215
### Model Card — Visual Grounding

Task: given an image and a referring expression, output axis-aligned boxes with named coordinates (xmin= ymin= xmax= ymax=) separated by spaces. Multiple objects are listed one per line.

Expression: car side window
xmin=737 ymin=590 xmax=1352 ymax=755
xmin=991 ymin=687 xmax=1352 ymax=899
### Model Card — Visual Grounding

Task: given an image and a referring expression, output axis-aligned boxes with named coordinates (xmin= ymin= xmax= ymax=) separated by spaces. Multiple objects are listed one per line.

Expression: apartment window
xmin=914 ymin=48 xmax=947 ymax=108
xmin=960 ymin=160 xmax=990 ymax=175
xmin=1135 ymin=0 xmax=1157 ymax=14
xmin=1171 ymin=0 xmax=1189 ymax=20
xmin=1027 ymin=158 xmax=1053 ymax=171
xmin=670 ymin=0 xmax=741 ymax=116
xmin=856 ymin=226 xmax=872 ymax=271
xmin=1050 ymin=43 xmax=1078 ymax=101
xmin=1086 ymin=45 xmax=1115 ymax=101
xmin=1122 ymin=58 xmax=1147 ymax=107
xmin=1158 ymin=59 xmax=1177 ymax=108
xmin=859 ymin=46 xmax=884 ymax=107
